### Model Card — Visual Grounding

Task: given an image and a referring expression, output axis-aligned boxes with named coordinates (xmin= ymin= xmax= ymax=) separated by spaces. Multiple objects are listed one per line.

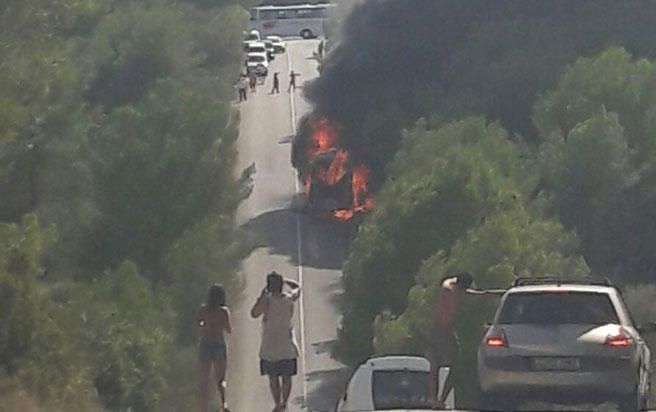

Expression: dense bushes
xmin=0 ymin=0 xmax=251 ymax=410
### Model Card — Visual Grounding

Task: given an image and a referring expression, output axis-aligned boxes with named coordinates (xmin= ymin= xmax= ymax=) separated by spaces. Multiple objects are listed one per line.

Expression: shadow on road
xmin=292 ymin=360 xmax=351 ymax=412
xmin=241 ymin=207 xmax=353 ymax=270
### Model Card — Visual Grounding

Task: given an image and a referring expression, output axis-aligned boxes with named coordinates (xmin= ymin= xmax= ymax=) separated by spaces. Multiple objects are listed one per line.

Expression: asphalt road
xmin=224 ymin=39 xmax=637 ymax=412
xmin=229 ymin=39 xmax=350 ymax=412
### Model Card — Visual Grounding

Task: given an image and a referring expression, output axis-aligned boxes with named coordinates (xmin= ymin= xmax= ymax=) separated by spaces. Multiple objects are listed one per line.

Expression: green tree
xmin=0 ymin=0 xmax=91 ymax=219
xmin=533 ymin=48 xmax=656 ymax=282
xmin=0 ymin=215 xmax=86 ymax=401
xmin=53 ymin=261 xmax=171 ymax=411
xmin=534 ymin=47 xmax=656 ymax=164
xmin=85 ymin=79 xmax=251 ymax=283
xmin=539 ymin=111 xmax=633 ymax=230
xmin=87 ymin=3 xmax=198 ymax=109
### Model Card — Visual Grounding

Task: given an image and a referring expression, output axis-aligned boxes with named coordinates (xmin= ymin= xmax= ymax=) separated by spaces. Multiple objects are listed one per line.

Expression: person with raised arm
xmin=251 ymin=272 xmax=301 ymax=412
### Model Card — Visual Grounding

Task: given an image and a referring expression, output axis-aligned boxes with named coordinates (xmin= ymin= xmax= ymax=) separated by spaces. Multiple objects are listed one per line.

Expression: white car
xmin=262 ymin=39 xmax=275 ymax=60
xmin=245 ymin=52 xmax=268 ymax=76
xmin=246 ymin=41 xmax=267 ymax=55
xmin=243 ymin=29 xmax=261 ymax=50
xmin=266 ymin=35 xmax=286 ymax=53
xmin=335 ymin=355 xmax=455 ymax=411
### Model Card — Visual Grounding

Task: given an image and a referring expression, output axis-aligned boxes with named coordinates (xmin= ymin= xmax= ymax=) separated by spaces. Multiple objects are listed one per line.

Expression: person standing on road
xmin=271 ymin=72 xmax=280 ymax=94
xmin=288 ymin=70 xmax=300 ymax=92
xmin=249 ymin=71 xmax=258 ymax=92
xmin=251 ymin=272 xmax=301 ymax=412
xmin=236 ymin=75 xmax=248 ymax=102
xmin=198 ymin=284 xmax=233 ymax=412
xmin=427 ymin=272 xmax=502 ymax=409
xmin=317 ymin=40 xmax=324 ymax=58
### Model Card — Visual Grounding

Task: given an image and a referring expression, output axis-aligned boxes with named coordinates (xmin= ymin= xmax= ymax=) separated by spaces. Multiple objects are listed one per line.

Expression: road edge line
xmin=288 ymin=45 xmax=309 ymax=410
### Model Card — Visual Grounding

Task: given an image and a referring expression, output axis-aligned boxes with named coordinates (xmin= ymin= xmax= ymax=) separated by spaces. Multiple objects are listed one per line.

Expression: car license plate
xmin=531 ymin=357 xmax=580 ymax=371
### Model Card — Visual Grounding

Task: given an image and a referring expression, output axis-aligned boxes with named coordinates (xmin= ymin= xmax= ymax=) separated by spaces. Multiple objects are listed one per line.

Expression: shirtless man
xmin=427 ymin=272 xmax=502 ymax=409
xmin=251 ymin=272 xmax=301 ymax=412
xmin=198 ymin=284 xmax=232 ymax=412
xmin=288 ymin=70 xmax=300 ymax=92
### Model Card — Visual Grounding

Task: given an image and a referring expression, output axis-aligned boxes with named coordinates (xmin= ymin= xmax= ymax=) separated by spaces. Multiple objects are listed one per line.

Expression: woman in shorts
xmin=198 ymin=284 xmax=232 ymax=412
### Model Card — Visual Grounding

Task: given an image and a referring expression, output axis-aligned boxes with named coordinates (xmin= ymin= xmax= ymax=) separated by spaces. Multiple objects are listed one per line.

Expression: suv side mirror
xmin=483 ymin=322 xmax=492 ymax=333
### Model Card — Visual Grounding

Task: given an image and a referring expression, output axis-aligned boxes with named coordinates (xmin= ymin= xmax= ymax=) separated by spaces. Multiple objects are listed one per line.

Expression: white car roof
xmin=363 ymin=355 xmax=430 ymax=372
xmin=507 ymin=284 xmax=616 ymax=295
xmin=248 ymin=42 xmax=266 ymax=48
xmin=256 ymin=4 xmax=333 ymax=11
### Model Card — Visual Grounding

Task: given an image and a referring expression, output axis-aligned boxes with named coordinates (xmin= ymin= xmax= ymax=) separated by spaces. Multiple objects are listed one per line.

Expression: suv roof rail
xmin=511 ymin=276 xmax=613 ymax=288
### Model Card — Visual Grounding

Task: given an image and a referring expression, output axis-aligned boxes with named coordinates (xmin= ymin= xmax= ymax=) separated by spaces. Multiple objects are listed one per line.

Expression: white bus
xmin=249 ymin=3 xmax=334 ymax=39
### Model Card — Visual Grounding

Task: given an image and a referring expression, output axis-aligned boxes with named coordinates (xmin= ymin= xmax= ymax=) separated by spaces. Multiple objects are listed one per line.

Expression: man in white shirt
xmin=251 ymin=272 xmax=301 ymax=412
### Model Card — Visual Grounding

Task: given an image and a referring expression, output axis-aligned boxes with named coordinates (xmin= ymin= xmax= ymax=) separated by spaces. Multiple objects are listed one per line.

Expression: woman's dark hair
xmin=455 ymin=271 xmax=474 ymax=288
xmin=267 ymin=271 xmax=283 ymax=294
xmin=207 ymin=284 xmax=226 ymax=309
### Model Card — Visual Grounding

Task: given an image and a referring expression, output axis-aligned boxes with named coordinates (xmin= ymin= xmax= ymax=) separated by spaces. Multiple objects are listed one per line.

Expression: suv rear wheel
xmin=618 ymin=388 xmax=645 ymax=412
xmin=300 ymin=29 xmax=313 ymax=39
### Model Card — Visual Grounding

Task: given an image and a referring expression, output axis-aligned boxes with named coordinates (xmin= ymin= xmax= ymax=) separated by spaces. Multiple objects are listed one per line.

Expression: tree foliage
xmin=0 ymin=0 xmax=251 ymax=409
xmin=535 ymin=48 xmax=656 ymax=282
xmin=85 ymin=79 xmax=249 ymax=281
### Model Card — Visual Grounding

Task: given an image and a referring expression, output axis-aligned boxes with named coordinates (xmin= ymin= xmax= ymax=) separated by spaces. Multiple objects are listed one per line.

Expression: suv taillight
xmin=605 ymin=328 xmax=633 ymax=347
xmin=486 ymin=332 xmax=508 ymax=348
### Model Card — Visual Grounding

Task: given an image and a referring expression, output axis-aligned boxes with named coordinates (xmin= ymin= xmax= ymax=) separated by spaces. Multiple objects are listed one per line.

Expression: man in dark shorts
xmin=427 ymin=272 xmax=502 ymax=408
xmin=288 ymin=70 xmax=300 ymax=92
xmin=251 ymin=272 xmax=301 ymax=412
xmin=271 ymin=72 xmax=280 ymax=94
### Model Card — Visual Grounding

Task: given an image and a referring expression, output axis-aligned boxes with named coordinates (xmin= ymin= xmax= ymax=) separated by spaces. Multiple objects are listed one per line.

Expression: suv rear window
xmin=497 ymin=292 xmax=619 ymax=325
xmin=372 ymin=370 xmax=430 ymax=409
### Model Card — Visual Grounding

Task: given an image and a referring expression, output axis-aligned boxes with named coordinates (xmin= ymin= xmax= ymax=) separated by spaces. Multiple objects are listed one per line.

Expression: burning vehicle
xmin=292 ymin=116 xmax=374 ymax=221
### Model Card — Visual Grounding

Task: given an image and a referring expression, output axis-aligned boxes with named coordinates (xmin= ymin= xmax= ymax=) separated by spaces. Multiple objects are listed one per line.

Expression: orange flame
xmin=325 ymin=149 xmax=349 ymax=185
xmin=304 ymin=117 xmax=374 ymax=221
xmin=333 ymin=165 xmax=375 ymax=221
xmin=308 ymin=117 xmax=340 ymax=159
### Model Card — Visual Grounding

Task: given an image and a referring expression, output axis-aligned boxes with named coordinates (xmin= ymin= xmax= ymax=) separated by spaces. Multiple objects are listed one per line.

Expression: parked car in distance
xmin=243 ymin=29 xmax=261 ymax=50
xmin=262 ymin=39 xmax=275 ymax=60
xmin=478 ymin=277 xmax=653 ymax=412
xmin=245 ymin=52 xmax=268 ymax=76
xmin=266 ymin=35 xmax=286 ymax=53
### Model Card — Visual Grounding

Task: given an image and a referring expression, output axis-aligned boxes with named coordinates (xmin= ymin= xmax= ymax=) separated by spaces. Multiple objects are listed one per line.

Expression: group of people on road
xmin=198 ymin=269 xmax=500 ymax=412
xmin=197 ymin=272 xmax=301 ymax=412
xmin=235 ymin=70 xmax=300 ymax=102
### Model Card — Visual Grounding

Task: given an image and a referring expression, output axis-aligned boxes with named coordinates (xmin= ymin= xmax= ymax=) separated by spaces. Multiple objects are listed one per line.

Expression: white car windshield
xmin=248 ymin=55 xmax=266 ymax=63
xmin=249 ymin=46 xmax=266 ymax=53
xmin=372 ymin=370 xmax=431 ymax=410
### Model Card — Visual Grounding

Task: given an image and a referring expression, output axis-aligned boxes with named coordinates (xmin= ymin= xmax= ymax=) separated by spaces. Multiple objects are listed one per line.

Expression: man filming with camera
xmin=250 ymin=272 xmax=301 ymax=412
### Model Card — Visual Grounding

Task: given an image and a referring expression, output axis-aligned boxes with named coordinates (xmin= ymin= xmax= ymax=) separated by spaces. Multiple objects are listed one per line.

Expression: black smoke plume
xmin=294 ymin=0 xmax=656 ymax=183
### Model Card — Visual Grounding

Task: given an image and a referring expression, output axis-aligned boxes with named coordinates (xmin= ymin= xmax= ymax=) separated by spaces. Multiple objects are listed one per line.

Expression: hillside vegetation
xmin=0 ymin=0 xmax=252 ymax=410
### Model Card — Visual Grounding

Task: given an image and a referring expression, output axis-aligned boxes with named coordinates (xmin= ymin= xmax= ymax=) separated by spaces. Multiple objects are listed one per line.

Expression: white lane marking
xmin=287 ymin=45 xmax=309 ymax=410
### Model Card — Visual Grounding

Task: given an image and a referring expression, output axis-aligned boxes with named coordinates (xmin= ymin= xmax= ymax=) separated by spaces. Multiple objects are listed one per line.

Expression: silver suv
xmin=478 ymin=278 xmax=652 ymax=412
